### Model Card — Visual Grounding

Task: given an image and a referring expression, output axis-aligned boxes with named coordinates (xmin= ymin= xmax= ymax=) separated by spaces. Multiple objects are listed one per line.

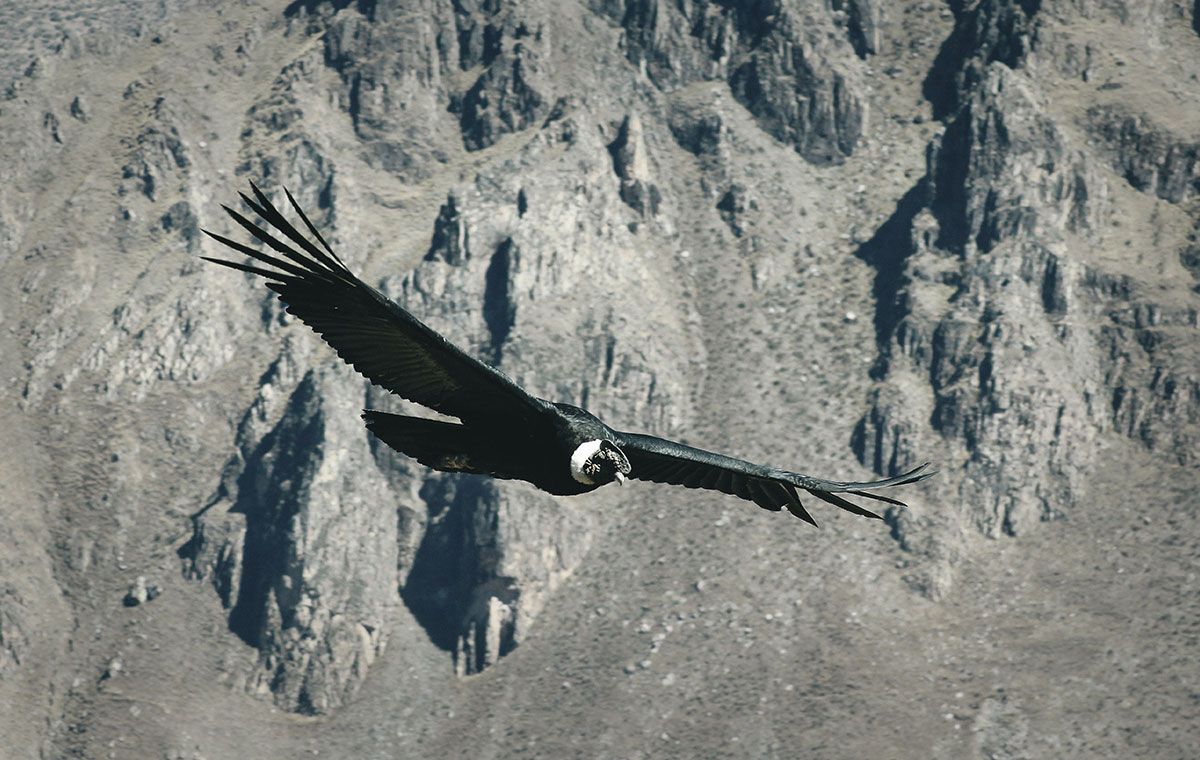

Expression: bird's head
xmin=570 ymin=440 xmax=631 ymax=487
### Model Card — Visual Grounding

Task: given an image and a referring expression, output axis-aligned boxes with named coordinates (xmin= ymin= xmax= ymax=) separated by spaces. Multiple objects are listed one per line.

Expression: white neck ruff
xmin=570 ymin=440 xmax=603 ymax=485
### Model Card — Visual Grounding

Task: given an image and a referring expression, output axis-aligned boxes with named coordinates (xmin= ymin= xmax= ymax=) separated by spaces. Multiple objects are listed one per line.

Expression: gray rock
xmin=716 ymin=183 xmax=754 ymax=237
xmin=458 ymin=18 xmax=551 ymax=151
xmin=80 ymin=280 xmax=245 ymax=402
xmin=313 ymin=1 xmax=458 ymax=177
xmin=606 ymin=0 xmax=869 ymax=164
xmin=1086 ymin=104 xmax=1200 ymax=204
xmin=236 ymin=362 xmax=398 ymax=714
xmin=3 ymin=0 xmax=1199 ymax=753
xmin=667 ymin=100 xmax=726 ymax=158
xmin=608 ymin=113 xmax=661 ymax=216
xmin=973 ymin=691 xmax=1031 ymax=760
xmin=927 ymin=64 xmax=1109 ymax=254
xmin=186 ymin=347 xmax=399 ymax=714
xmin=69 ymin=95 xmax=87 ymax=121
xmin=122 ymin=576 xmax=160 ymax=607
xmin=860 ymin=59 xmax=1199 ymax=596
xmin=0 ymin=586 xmax=30 ymax=673
xmin=119 ymin=114 xmax=189 ymax=202
xmin=832 ymin=0 xmax=882 ymax=58
xmin=858 ymin=64 xmax=1109 ymax=581
xmin=924 ymin=0 xmax=1041 ymax=118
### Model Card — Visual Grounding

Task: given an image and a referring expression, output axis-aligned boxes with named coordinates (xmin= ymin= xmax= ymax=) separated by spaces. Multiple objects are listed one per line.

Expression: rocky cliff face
xmin=855 ymin=0 xmax=1200 ymax=597
xmin=183 ymin=340 xmax=400 ymax=713
xmin=1 ymin=0 xmax=1198 ymax=757
xmin=185 ymin=0 xmax=703 ymax=706
xmin=600 ymin=0 xmax=871 ymax=164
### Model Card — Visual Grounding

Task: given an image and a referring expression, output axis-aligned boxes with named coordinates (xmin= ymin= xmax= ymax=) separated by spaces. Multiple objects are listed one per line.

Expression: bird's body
xmin=204 ymin=183 xmax=931 ymax=525
xmin=363 ymin=402 xmax=620 ymax=496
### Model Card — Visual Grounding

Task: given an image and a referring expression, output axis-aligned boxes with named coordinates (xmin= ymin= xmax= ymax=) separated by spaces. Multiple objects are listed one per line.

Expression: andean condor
xmin=203 ymin=183 xmax=932 ymax=525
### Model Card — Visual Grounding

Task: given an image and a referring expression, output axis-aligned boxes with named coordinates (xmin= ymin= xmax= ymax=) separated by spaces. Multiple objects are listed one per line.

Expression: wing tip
xmin=781 ymin=483 xmax=818 ymax=527
xmin=787 ymin=501 xmax=819 ymax=527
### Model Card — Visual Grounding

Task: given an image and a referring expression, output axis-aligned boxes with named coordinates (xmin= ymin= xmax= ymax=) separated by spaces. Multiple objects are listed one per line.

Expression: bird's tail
xmin=363 ymin=411 xmax=522 ymax=479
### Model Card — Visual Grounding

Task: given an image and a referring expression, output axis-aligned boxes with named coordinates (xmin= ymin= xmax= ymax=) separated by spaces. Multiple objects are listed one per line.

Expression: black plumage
xmin=203 ymin=183 xmax=932 ymax=525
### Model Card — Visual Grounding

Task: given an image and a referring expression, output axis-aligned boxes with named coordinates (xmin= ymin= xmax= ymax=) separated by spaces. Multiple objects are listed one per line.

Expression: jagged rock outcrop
xmin=925 ymin=0 xmax=1041 ymax=118
xmin=4 ymin=0 xmax=1199 ymax=754
xmin=832 ymin=0 xmax=881 ymax=58
xmin=295 ymin=0 xmax=554 ymax=161
xmin=927 ymin=65 xmax=1109 ymax=253
xmin=79 ymin=282 xmax=246 ymax=402
xmin=927 ymin=0 xmax=1197 ymax=117
xmin=601 ymin=0 xmax=869 ymax=164
xmin=185 ymin=342 xmax=399 ymax=714
xmin=305 ymin=1 xmax=459 ymax=177
xmin=457 ymin=11 xmax=552 ymax=151
xmin=1086 ymin=104 xmax=1200 ymax=204
xmin=667 ymin=96 xmax=727 ymax=160
xmin=859 ymin=54 xmax=1200 ymax=595
xmin=402 ymin=475 xmax=592 ymax=676
xmin=608 ymin=113 xmax=661 ymax=217
xmin=857 ymin=63 xmax=1112 ymax=593
xmin=119 ymin=120 xmax=189 ymax=202
xmin=0 ymin=586 xmax=30 ymax=674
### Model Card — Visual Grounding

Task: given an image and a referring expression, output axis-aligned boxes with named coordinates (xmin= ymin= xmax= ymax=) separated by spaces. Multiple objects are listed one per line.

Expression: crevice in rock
xmin=225 ymin=381 xmax=323 ymax=648
xmin=832 ymin=0 xmax=881 ymax=58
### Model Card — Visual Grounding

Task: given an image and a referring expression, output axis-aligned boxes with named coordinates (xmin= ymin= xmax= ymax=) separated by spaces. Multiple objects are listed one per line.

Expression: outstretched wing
xmin=613 ymin=431 xmax=932 ymax=526
xmin=203 ymin=182 xmax=548 ymax=424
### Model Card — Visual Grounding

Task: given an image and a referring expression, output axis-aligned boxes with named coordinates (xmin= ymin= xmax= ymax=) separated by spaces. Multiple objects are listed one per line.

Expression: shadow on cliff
xmin=399 ymin=474 xmax=514 ymax=656
xmin=225 ymin=418 xmax=316 ymax=648
xmin=922 ymin=0 xmax=971 ymax=120
xmin=853 ymin=183 xmax=925 ymax=377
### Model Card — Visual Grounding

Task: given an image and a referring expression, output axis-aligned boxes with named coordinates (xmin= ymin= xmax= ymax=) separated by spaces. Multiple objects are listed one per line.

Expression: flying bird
xmin=202 ymin=183 xmax=932 ymax=525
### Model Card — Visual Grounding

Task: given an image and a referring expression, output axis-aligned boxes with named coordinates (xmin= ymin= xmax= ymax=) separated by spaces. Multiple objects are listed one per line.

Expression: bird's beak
xmin=615 ymin=472 xmax=626 ymax=486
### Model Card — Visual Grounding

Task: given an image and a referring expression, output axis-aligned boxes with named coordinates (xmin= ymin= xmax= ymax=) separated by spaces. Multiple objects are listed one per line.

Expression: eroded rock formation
xmin=2 ymin=0 xmax=1198 ymax=755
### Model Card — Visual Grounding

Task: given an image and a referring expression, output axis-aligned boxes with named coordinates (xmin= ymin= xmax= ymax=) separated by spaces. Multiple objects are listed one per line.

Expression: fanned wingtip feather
xmin=199 ymin=255 xmax=292 ymax=282
xmin=782 ymin=483 xmax=818 ymax=526
xmin=201 ymin=228 xmax=312 ymax=280
xmin=787 ymin=500 xmax=819 ymax=526
xmin=283 ymin=185 xmax=344 ymax=266
xmin=806 ymin=488 xmax=884 ymax=520
xmin=241 ymin=182 xmax=348 ymax=276
xmin=803 ymin=461 xmax=936 ymax=492
xmin=845 ymin=489 xmax=909 ymax=508
xmin=891 ymin=462 xmax=934 ymax=486
xmin=776 ymin=460 xmax=936 ymax=521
